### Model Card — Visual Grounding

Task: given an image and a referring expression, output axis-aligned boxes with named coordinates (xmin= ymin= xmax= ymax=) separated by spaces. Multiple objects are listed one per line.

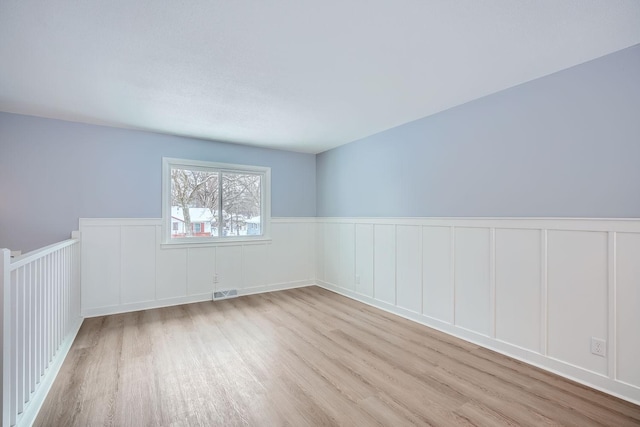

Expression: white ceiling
xmin=1 ymin=1 xmax=639 ymax=154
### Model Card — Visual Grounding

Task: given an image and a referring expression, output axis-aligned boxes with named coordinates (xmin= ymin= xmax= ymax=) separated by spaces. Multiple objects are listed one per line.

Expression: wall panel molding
xmin=80 ymin=218 xmax=316 ymax=317
xmin=316 ymin=217 xmax=640 ymax=405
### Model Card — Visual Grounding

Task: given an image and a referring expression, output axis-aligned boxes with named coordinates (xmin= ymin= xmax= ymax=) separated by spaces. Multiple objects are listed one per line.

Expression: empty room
xmin=1 ymin=1 xmax=640 ymax=426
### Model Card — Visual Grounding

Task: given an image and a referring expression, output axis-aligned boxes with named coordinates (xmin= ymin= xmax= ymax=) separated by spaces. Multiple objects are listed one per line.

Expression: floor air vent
xmin=213 ymin=289 xmax=238 ymax=300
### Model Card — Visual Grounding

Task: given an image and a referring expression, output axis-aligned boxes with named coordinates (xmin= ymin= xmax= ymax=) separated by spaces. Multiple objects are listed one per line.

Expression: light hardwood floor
xmin=36 ymin=286 xmax=640 ymax=426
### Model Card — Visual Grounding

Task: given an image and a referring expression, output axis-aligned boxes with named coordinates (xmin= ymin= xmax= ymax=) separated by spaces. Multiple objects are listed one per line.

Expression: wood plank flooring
xmin=35 ymin=286 xmax=640 ymax=426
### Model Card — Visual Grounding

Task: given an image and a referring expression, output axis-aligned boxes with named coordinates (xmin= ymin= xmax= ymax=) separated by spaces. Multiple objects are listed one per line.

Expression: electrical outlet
xmin=355 ymin=275 xmax=361 ymax=285
xmin=591 ymin=337 xmax=606 ymax=357
xmin=213 ymin=273 xmax=219 ymax=284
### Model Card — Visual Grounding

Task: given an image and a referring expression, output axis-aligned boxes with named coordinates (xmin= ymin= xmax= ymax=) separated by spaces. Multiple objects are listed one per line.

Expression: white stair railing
xmin=1 ymin=232 xmax=82 ymax=427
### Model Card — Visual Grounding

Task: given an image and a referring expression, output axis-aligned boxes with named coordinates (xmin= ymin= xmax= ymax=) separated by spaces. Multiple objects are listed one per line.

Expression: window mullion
xmin=218 ymin=171 xmax=223 ymax=237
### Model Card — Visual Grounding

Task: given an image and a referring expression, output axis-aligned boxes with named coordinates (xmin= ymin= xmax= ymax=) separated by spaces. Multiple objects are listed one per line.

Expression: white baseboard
xmin=82 ymin=281 xmax=315 ymax=318
xmin=236 ymin=280 xmax=314 ymax=297
xmin=82 ymin=293 xmax=214 ymax=317
xmin=19 ymin=317 xmax=84 ymax=427
xmin=316 ymin=280 xmax=640 ymax=406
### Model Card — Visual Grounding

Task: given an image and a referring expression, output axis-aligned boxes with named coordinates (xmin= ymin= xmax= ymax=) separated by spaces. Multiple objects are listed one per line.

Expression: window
xmin=162 ymin=158 xmax=271 ymax=244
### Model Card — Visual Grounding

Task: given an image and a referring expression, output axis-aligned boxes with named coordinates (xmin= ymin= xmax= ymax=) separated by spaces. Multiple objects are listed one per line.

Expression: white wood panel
xmin=81 ymin=226 xmax=121 ymax=309
xmin=269 ymin=222 xmax=312 ymax=284
xmin=548 ymin=230 xmax=608 ymax=375
xmin=495 ymin=228 xmax=541 ymax=352
xmin=187 ymin=247 xmax=215 ymax=296
xmin=299 ymin=223 xmax=314 ymax=281
xmin=309 ymin=222 xmax=316 ymax=281
xmin=339 ymin=223 xmax=355 ymax=291
xmin=156 ymin=247 xmax=187 ymax=300
xmin=268 ymin=223 xmax=286 ymax=285
xmin=422 ymin=226 xmax=453 ymax=323
xmin=242 ymin=244 xmax=268 ymax=289
xmin=355 ymin=224 xmax=374 ymax=297
xmin=120 ymin=226 xmax=156 ymax=304
xmin=316 ymin=222 xmax=325 ymax=281
xmin=396 ymin=225 xmax=421 ymax=313
xmin=454 ymin=227 xmax=491 ymax=336
xmin=323 ymin=222 xmax=341 ymax=286
xmin=616 ymin=232 xmax=640 ymax=387
xmin=374 ymin=224 xmax=396 ymax=305
xmin=268 ymin=222 xmax=289 ymax=285
xmin=216 ymin=246 xmax=242 ymax=291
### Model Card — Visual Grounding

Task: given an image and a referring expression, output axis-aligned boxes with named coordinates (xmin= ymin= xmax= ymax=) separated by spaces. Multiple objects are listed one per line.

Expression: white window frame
xmin=162 ymin=157 xmax=271 ymax=246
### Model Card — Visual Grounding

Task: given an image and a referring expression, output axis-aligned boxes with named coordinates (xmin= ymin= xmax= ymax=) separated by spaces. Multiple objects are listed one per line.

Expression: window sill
xmin=160 ymin=236 xmax=272 ymax=249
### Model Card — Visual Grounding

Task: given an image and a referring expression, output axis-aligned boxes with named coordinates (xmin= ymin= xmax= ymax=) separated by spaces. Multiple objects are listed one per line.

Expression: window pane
xmin=164 ymin=158 xmax=269 ymax=243
xmin=222 ymin=173 xmax=262 ymax=236
xmin=170 ymin=168 xmax=219 ymax=238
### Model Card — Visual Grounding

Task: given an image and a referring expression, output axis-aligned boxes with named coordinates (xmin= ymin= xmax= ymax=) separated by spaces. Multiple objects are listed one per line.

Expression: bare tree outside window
xmin=171 ymin=169 xmax=216 ymax=236
xmin=223 ymin=173 xmax=261 ymax=236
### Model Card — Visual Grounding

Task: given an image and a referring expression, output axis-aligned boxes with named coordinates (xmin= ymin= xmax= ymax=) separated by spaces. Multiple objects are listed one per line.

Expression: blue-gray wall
xmin=317 ymin=44 xmax=640 ymax=218
xmin=0 ymin=114 xmax=316 ymax=251
xmin=3 ymin=44 xmax=639 ymax=251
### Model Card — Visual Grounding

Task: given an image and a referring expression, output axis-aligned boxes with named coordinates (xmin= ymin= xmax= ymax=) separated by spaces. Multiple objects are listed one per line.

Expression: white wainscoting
xmin=315 ymin=217 xmax=640 ymax=405
xmin=79 ymin=216 xmax=640 ymax=404
xmin=80 ymin=218 xmax=316 ymax=317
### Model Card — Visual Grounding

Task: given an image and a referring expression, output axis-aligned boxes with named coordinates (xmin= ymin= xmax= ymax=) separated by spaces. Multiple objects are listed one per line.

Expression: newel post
xmin=1 ymin=248 xmax=11 ymax=427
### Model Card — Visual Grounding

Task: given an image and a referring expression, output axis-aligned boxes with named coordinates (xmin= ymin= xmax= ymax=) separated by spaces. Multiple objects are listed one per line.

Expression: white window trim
xmin=162 ymin=157 xmax=271 ymax=246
